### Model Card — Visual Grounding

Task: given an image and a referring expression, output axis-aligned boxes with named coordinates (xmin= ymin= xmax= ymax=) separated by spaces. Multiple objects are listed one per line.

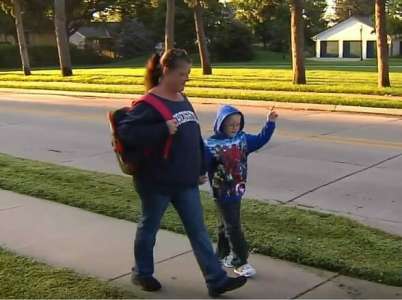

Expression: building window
xmin=343 ymin=41 xmax=362 ymax=58
xmin=320 ymin=41 xmax=339 ymax=57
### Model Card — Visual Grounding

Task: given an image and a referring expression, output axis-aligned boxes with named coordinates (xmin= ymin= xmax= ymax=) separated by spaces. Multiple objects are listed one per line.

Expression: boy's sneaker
xmin=234 ymin=264 xmax=256 ymax=278
xmin=221 ymin=255 xmax=234 ymax=268
xmin=131 ymin=274 xmax=162 ymax=292
xmin=208 ymin=276 xmax=247 ymax=298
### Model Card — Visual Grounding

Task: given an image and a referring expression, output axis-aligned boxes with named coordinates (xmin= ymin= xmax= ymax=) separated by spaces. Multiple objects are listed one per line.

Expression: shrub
xmin=115 ymin=20 xmax=154 ymax=58
xmin=0 ymin=44 xmax=20 ymax=68
xmin=210 ymin=20 xmax=254 ymax=62
xmin=0 ymin=44 xmax=111 ymax=69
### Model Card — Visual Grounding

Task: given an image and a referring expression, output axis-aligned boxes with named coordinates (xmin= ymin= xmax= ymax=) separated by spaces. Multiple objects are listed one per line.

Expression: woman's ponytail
xmin=144 ymin=53 xmax=162 ymax=92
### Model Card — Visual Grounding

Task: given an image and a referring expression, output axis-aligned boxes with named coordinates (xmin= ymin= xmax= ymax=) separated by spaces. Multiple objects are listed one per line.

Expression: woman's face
xmin=163 ymin=61 xmax=191 ymax=92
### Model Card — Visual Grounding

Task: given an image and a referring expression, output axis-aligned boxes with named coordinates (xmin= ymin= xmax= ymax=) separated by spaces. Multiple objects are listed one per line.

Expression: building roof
xmin=353 ymin=15 xmax=373 ymax=27
xmin=312 ymin=16 xmax=373 ymax=41
xmin=76 ymin=23 xmax=121 ymax=39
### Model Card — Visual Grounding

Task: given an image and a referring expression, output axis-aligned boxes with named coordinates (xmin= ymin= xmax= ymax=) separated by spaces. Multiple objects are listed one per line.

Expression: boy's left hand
xmin=268 ymin=110 xmax=279 ymax=122
xmin=198 ymin=175 xmax=208 ymax=185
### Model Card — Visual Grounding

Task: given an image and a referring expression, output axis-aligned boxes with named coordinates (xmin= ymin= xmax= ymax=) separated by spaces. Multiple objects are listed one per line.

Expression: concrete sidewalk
xmin=1 ymin=190 xmax=402 ymax=299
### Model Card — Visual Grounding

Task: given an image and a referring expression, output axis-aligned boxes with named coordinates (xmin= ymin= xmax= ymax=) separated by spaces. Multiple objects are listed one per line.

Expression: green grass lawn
xmin=0 ymin=248 xmax=136 ymax=299
xmin=1 ymin=50 xmax=402 ymax=109
xmin=1 ymin=153 xmax=402 ymax=287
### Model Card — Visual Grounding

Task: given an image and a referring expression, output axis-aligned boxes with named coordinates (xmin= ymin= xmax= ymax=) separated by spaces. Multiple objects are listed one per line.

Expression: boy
xmin=205 ymin=105 xmax=278 ymax=277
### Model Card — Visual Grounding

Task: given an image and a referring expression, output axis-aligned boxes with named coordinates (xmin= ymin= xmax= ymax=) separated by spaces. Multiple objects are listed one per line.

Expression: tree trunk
xmin=375 ymin=0 xmax=390 ymax=87
xmin=290 ymin=0 xmax=306 ymax=84
xmin=165 ymin=0 xmax=175 ymax=51
xmin=13 ymin=0 xmax=31 ymax=75
xmin=194 ymin=1 xmax=212 ymax=75
xmin=54 ymin=0 xmax=73 ymax=76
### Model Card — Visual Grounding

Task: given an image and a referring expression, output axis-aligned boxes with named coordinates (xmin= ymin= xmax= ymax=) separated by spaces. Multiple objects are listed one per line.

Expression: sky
xmin=326 ymin=0 xmax=336 ymax=16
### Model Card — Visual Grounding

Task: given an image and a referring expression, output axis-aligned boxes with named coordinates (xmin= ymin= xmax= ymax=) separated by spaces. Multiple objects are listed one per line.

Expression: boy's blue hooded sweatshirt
xmin=205 ymin=105 xmax=276 ymax=202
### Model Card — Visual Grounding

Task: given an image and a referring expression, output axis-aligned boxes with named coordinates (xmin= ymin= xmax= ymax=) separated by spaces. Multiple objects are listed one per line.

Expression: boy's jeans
xmin=215 ymin=200 xmax=249 ymax=268
xmin=133 ymin=184 xmax=227 ymax=289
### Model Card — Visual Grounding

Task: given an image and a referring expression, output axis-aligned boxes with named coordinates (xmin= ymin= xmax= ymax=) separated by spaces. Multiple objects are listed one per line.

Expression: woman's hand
xmin=166 ymin=119 xmax=178 ymax=135
xmin=198 ymin=175 xmax=208 ymax=185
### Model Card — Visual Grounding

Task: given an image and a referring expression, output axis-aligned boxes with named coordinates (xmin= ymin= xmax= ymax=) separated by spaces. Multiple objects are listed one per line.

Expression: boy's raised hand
xmin=268 ymin=110 xmax=279 ymax=122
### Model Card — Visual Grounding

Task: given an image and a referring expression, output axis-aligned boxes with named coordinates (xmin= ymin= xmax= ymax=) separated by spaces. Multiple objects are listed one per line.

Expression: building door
xmin=400 ymin=41 xmax=402 ymax=56
xmin=320 ymin=41 xmax=339 ymax=57
xmin=343 ymin=41 xmax=362 ymax=58
xmin=367 ymin=41 xmax=376 ymax=58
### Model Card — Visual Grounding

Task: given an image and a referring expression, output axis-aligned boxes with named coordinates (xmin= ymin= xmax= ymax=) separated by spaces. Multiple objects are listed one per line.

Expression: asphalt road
xmin=1 ymin=91 xmax=401 ymax=236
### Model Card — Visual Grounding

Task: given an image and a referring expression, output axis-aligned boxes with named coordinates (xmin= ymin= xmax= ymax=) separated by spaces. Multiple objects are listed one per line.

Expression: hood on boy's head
xmin=213 ymin=105 xmax=244 ymax=135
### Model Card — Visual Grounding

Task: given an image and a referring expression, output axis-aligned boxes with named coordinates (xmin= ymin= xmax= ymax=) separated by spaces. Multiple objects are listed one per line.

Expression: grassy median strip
xmin=0 ymin=248 xmax=136 ymax=299
xmin=0 ymin=153 xmax=402 ymax=287
xmin=1 ymin=80 xmax=402 ymax=109
xmin=2 ymin=64 xmax=402 ymax=110
xmin=2 ymin=68 xmax=402 ymax=96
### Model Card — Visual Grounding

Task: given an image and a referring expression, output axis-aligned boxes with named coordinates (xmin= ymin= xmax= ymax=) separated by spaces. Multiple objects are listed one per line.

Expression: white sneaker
xmin=234 ymin=264 xmax=256 ymax=277
xmin=221 ymin=255 xmax=234 ymax=268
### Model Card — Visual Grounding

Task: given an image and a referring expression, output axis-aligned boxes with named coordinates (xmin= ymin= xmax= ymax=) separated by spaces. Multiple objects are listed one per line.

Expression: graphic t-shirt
xmin=206 ymin=133 xmax=248 ymax=202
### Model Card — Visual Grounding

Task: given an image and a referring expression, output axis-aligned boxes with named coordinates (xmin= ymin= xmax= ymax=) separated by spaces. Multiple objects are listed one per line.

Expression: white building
xmin=312 ymin=16 xmax=402 ymax=59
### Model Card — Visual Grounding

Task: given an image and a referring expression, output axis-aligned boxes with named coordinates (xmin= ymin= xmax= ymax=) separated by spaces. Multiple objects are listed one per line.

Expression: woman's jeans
xmin=133 ymin=184 xmax=227 ymax=289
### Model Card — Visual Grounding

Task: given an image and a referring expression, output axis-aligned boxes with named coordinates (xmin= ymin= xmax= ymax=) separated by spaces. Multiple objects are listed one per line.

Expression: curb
xmin=1 ymin=87 xmax=402 ymax=117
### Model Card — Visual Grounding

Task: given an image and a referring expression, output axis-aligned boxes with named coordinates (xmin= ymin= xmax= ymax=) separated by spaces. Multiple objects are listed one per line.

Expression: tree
xmin=165 ymin=0 xmax=175 ymax=50
xmin=185 ymin=0 xmax=212 ymax=74
xmin=210 ymin=19 xmax=254 ymax=61
xmin=290 ymin=0 xmax=306 ymax=84
xmin=232 ymin=0 xmax=280 ymax=49
xmin=105 ymin=0 xmax=225 ymax=59
xmin=113 ymin=0 xmax=159 ymax=24
xmin=387 ymin=0 xmax=402 ymax=35
xmin=54 ymin=0 xmax=72 ymax=76
xmin=375 ymin=0 xmax=390 ymax=87
xmin=232 ymin=0 xmax=327 ymax=55
xmin=116 ymin=19 xmax=154 ymax=58
xmin=304 ymin=0 xmax=328 ymax=52
xmin=1 ymin=0 xmax=54 ymax=34
xmin=333 ymin=0 xmax=375 ymax=22
xmin=0 ymin=3 xmax=17 ymax=39
xmin=65 ymin=0 xmax=115 ymax=37
xmin=23 ymin=0 xmax=53 ymax=33
xmin=9 ymin=0 xmax=31 ymax=75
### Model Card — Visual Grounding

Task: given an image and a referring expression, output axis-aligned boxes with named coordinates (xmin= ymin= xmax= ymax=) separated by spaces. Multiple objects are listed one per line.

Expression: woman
xmin=117 ymin=49 xmax=247 ymax=297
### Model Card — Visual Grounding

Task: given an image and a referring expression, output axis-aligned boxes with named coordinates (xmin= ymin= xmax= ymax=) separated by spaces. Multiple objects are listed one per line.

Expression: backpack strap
xmin=132 ymin=94 xmax=174 ymax=159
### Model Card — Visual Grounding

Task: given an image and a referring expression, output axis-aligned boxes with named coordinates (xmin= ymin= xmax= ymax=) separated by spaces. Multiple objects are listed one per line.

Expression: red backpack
xmin=107 ymin=94 xmax=173 ymax=175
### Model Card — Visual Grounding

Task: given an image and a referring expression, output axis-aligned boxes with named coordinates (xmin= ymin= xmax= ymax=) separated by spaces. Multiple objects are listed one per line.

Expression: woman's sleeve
xmin=201 ymin=138 xmax=216 ymax=175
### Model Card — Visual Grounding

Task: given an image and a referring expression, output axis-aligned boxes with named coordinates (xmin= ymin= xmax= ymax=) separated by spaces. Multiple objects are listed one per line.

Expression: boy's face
xmin=222 ymin=114 xmax=242 ymax=137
